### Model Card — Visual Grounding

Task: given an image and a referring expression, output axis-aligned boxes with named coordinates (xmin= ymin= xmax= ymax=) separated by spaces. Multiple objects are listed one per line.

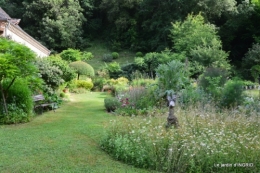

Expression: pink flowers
xmin=121 ymin=98 xmax=129 ymax=107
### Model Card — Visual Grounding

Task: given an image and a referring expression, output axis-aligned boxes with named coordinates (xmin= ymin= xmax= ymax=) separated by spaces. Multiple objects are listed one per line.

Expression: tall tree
xmin=170 ymin=14 xmax=230 ymax=76
xmin=219 ymin=0 xmax=256 ymax=69
xmin=23 ymin=0 xmax=87 ymax=51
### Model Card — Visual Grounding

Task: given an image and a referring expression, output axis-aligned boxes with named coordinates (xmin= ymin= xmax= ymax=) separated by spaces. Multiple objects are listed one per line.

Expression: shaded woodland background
xmin=1 ymin=0 xmax=260 ymax=80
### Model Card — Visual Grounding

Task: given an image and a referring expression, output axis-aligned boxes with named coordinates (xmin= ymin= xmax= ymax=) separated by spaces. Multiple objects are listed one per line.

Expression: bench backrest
xmin=32 ymin=94 xmax=45 ymax=102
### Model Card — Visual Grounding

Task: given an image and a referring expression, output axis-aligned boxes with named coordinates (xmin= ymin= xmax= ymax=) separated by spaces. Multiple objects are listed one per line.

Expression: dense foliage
xmin=1 ymin=0 xmax=260 ymax=80
xmin=35 ymin=58 xmax=64 ymax=94
xmin=0 ymin=38 xmax=37 ymax=115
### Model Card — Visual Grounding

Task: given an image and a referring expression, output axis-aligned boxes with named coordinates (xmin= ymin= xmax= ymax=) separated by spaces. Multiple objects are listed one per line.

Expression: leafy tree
xmin=170 ymin=14 xmax=219 ymax=56
xmin=241 ymin=43 xmax=260 ymax=79
xmin=219 ymin=1 xmax=255 ymax=68
xmin=243 ymin=43 xmax=260 ymax=68
xmin=0 ymin=38 xmax=37 ymax=114
xmin=69 ymin=61 xmax=95 ymax=80
xmin=193 ymin=0 xmax=237 ymax=19
xmin=250 ymin=65 xmax=260 ymax=83
xmin=170 ymin=14 xmax=230 ymax=76
xmin=190 ymin=38 xmax=230 ymax=69
xmin=23 ymin=0 xmax=86 ymax=51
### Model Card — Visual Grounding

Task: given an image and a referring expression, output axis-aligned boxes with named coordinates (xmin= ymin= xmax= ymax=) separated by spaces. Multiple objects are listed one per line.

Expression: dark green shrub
xmin=104 ymin=97 xmax=120 ymax=112
xmin=220 ymin=80 xmax=244 ymax=108
xmin=6 ymin=79 xmax=33 ymax=114
xmin=0 ymin=79 xmax=33 ymax=124
xmin=198 ymin=67 xmax=228 ymax=99
xmin=135 ymin=52 xmax=143 ymax=57
xmin=199 ymin=67 xmax=228 ymax=90
xmin=111 ymin=52 xmax=119 ymax=59
xmin=0 ymin=104 xmax=29 ymax=124
xmin=102 ymin=54 xmax=113 ymax=62
xmin=76 ymin=80 xmax=94 ymax=90
xmin=92 ymin=77 xmax=107 ymax=91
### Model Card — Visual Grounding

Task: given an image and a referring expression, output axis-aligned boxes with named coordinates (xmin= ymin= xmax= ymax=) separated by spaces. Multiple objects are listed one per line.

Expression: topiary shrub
xmin=135 ymin=52 xmax=143 ymax=57
xmin=104 ymin=97 xmax=120 ymax=112
xmin=69 ymin=61 xmax=95 ymax=80
xmin=111 ymin=52 xmax=119 ymax=59
xmin=76 ymin=80 xmax=94 ymax=90
xmin=102 ymin=54 xmax=113 ymax=62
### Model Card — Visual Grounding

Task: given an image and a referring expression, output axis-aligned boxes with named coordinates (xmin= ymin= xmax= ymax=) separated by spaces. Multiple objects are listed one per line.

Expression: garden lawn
xmin=0 ymin=92 xmax=153 ymax=173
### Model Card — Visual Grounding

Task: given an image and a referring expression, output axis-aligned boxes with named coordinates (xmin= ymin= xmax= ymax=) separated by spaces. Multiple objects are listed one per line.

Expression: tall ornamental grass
xmin=101 ymin=106 xmax=260 ymax=173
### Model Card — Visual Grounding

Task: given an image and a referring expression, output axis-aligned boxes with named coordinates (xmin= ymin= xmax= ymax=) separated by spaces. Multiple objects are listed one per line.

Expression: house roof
xmin=0 ymin=7 xmax=21 ymax=25
xmin=0 ymin=7 xmax=51 ymax=56
xmin=0 ymin=7 xmax=11 ymax=20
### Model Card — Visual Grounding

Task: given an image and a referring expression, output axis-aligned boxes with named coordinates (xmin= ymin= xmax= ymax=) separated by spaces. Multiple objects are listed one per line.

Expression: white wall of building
xmin=5 ymin=24 xmax=50 ymax=58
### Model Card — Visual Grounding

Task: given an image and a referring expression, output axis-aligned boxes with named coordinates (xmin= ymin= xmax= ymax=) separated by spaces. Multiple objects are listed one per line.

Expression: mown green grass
xmin=85 ymin=40 xmax=136 ymax=71
xmin=0 ymin=92 xmax=154 ymax=173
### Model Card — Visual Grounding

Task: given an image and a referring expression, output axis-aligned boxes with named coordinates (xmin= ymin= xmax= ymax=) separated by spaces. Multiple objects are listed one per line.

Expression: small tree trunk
xmin=77 ymin=73 xmax=80 ymax=80
xmin=0 ymin=82 xmax=8 ymax=114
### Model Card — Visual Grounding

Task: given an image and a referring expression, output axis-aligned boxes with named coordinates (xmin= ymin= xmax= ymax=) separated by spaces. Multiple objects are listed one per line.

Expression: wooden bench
xmin=32 ymin=94 xmax=57 ymax=114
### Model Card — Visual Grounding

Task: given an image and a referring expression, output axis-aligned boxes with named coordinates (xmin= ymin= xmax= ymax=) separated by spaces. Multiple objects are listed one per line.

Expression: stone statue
xmin=166 ymin=94 xmax=178 ymax=128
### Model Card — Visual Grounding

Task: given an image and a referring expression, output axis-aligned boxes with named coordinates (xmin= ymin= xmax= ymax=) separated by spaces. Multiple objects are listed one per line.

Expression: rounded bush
xmin=76 ymin=80 xmax=94 ymax=90
xmin=111 ymin=52 xmax=119 ymax=59
xmin=135 ymin=52 xmax=143 ymax=57
xmin=104 ymin=97 xmax=120 ymax=112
